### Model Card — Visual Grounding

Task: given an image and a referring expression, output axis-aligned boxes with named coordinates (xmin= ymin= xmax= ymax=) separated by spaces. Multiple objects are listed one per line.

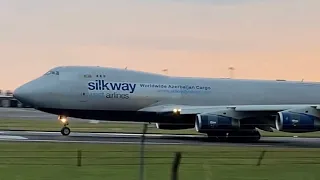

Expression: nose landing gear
xmin=61 ymin=126 xmax=70 ymax=136
xmin=58 ymin=115 xmax=70 ymax=136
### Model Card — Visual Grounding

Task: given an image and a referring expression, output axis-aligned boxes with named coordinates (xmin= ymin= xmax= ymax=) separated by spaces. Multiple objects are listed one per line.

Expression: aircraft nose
xmin=13 ymin=77 xmax=62 ymax=108
xmin=13 ymin=78 xmax=51 ymax=107
xmin=13 ymin=86 xmax=23 ymax=99
xmin=13 ymin=83 xmax=37 ymax=106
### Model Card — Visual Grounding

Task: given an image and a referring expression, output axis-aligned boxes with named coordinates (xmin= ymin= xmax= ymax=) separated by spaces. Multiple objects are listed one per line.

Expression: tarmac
xmin=0 ymin=130 xmax=320 ymax=148
xmin=1 ymin=108 xmax=320 ymax=148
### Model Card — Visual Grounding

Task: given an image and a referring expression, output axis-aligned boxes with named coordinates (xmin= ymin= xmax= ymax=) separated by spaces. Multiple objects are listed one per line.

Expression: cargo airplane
xmin=12 ymin=66 xmax=320 ymax=142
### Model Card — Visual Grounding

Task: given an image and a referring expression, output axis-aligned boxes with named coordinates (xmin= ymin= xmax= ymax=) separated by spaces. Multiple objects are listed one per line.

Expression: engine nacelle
xmin=155 ymin=123 xmax=194 ymax=130
xmin=276 ymin=108 xmax=320 ymax=133
xmin=195 ymin=113 xmax=240 ymax=133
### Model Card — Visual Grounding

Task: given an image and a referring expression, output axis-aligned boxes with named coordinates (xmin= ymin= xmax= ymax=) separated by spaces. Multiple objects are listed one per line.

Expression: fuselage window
xmin=84 ymin=74 xmax=92 ymax=78
xmin=44 ymin=71 xmax=52 ymax=75
xmin=95 ymin=74 xmax=106 ymax=78
xmin=44 ymin=71 xmax=59 ymax=75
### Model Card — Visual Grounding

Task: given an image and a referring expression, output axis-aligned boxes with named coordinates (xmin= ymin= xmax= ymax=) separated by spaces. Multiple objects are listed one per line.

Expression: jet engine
xmin=155 ymin=123 xmax=194 ymax=130
xmin=195 ymin=113 xmax=240 ymax=133
xmin=276 ymin=107 xmax=320 ymax=133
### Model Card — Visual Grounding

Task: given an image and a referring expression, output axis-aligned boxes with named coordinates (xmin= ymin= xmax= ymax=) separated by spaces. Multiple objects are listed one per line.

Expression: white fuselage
xmin=14 ymin=65 xmax=320 ymax=140
xmin=13 ymin=66 xmax=320 ymax=113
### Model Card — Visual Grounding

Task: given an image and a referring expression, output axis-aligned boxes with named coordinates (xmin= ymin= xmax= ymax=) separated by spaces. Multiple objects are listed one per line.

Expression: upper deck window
xmin=95 ymin=74 xmax=106 ymax=78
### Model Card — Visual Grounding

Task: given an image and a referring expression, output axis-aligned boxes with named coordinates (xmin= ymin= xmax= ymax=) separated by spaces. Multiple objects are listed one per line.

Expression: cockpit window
xmin=44 ymin=71 xmax=59 ymax=75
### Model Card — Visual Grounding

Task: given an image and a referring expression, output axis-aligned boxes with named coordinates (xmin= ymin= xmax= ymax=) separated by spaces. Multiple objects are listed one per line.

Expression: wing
xmin=139 ymin=104 xmax=320 ymax=132
xmin=138 ymin=104 xmax=320 ymax=114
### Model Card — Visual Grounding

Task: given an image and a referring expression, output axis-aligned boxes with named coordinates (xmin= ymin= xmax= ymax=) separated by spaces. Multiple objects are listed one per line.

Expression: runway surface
xmin=1 ymin=107 xmax=320 ymax=148
xmin=0 ymin=130 xmax=320 ymax=148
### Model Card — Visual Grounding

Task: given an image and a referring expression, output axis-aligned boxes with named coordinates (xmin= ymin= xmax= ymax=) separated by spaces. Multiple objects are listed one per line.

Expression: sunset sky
xmin=0 ymin=0 xmax=319 ymax=90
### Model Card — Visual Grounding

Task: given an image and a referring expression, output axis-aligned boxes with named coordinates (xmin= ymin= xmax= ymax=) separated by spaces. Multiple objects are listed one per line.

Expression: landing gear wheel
xmin=207 ymin=131 xmax=228 ymax=142
xmin=227 ymin=130 xmax=261 ymax=142
xmin=61 ymin=127 xmax=71 ymax=136
xmin=251 ymin=130 xmax=261 ymax=142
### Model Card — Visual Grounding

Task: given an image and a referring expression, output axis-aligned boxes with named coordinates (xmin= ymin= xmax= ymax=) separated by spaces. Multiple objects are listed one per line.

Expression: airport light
xmin=228 ymin=67 xmax=235 ymax=79
xmin=162 ymin=69 xmax=168 ymax=75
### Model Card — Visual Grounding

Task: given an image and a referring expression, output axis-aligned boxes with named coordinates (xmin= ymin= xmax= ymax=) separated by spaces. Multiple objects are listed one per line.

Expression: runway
xmin=1 ymin=108 xmax=320 ymax=148
xmin=0 ymin=130 xmax=320 ymax=148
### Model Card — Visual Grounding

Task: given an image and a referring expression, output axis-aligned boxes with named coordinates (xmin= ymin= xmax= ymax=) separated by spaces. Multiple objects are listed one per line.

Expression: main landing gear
xmin=58 ymin=115 xmax=70 ymax=136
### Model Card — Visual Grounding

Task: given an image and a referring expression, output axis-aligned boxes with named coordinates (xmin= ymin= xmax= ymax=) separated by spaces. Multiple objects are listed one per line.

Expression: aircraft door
xmin=58 ymin=71 xmax=89 ymax=108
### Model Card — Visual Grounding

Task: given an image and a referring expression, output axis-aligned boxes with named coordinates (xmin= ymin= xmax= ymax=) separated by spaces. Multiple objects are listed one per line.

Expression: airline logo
xmin=88 ymin=80 xmax=136 ymax=99
xmin=88 ymin=80 xmax=136 ymax=93
xmin=87 ymin=80 xmax=212 ymax=99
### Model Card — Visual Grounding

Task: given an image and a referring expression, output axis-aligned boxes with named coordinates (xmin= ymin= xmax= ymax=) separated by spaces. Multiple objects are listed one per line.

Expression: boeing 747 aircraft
xmin=12 ymin=66 xmax=320 ymax=142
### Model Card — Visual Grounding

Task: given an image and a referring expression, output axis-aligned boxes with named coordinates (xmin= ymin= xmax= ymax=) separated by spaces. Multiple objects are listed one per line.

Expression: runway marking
xmin=0 ymin=139 xmax=183 ymax=145
xmin=0 ymin=130 xmax=318 ymax=148
xmin=0 ymin=139 xmax=275 ymax=147
xmin=1 ymin=115 xmax=55 ymax=118
xmin=245 ymin=144 xmax=272 ymax=147
xmin=89 ymin=120 xmax=100 ymax=124
xmin=0 ymin=131 xmax=204 ymax=138
xmin=0 ymin=135 xmax=28 ymax=140
xmin=0 ymin=108 xmax=39 ymax=112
